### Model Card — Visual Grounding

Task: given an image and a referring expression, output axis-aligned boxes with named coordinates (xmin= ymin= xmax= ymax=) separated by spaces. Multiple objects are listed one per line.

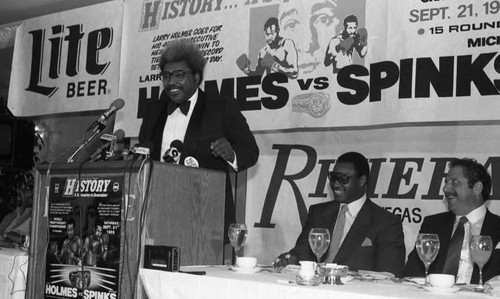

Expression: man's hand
xmin=211 ymin=138 xmax=235 ymax=163
xmin=273 ymin=252 xmax=298 ymax=271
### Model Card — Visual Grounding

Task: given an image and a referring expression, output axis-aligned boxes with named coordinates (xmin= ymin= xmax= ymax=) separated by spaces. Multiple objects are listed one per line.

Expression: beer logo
xmin=27 ymin=24 xmax=113 ymax=98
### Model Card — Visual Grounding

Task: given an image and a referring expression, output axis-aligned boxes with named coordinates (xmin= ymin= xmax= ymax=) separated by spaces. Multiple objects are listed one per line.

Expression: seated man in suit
xmin=405 ymin=158 xmax=500 ymax=284
xmin=274 ymin=152 xmax=405 ymax=277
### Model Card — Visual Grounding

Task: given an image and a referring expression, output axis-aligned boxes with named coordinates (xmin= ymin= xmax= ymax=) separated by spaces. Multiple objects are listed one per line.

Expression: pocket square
xmin=361 ymin=238 xmax=373 ymax=247
xmin=495 ymin=242 xmax=500 ymax=249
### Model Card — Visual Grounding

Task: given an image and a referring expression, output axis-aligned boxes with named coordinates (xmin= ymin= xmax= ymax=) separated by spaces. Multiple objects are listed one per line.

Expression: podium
xmin=27 ymin=160 xmax=226 ymax=298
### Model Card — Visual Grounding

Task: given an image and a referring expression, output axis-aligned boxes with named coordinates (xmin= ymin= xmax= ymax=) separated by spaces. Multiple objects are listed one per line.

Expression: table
xmin=0 ymin=247 xmax=29 ymax=299
xmin=140 ymin=266 xmax=489 ymax=299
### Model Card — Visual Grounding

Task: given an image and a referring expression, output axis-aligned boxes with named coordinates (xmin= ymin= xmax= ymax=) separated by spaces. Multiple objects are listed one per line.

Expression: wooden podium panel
xmin=27 ymin=160 xmax=225 ymax=299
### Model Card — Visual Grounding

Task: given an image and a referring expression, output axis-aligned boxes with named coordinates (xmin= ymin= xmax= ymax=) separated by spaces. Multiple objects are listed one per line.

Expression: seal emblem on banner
xmin=292 ymin=92 xmax=331 ymax=118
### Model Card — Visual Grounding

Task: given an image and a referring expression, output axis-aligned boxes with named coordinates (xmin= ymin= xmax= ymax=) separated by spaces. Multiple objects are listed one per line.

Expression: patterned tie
xmin=167 ymin=100 xmax=191 ymax=115
xmin=443 ymin=216 xmax=468 ymax=276
xmin=325 ymin=204 xmax=349 ymax=263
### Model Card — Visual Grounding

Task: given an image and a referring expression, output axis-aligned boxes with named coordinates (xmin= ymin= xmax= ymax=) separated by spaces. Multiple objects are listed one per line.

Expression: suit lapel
xmin=480 ymin=210 xmax=500 ymax=246
xmin=150 ymin=93 xmax=169 ymax=160
xmin=181 ymin=89 xmax=205 ymax=163
xmin=431 ymin=212 xmax=457 ymax=272
xmin=334 ymin=199 xmax=372 ymax=263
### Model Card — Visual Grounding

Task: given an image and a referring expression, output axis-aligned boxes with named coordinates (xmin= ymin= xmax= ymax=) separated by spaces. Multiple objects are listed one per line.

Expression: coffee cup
xmin=236 ymin=257 xmax=257 ymax=269
xmin=429 ymin=274 xmax=455 ymax=288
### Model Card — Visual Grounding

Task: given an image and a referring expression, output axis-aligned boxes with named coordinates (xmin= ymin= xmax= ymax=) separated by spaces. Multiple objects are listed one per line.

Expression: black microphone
xmin=129 ymin=141 xmax=154 ymax=160
xmin=89 ymin=129 xmax=125 ymax=162
xmin=163 ymin=140 xmax=183 ymax=163
xmin=87 ymin=98 xmax=126 ymax=133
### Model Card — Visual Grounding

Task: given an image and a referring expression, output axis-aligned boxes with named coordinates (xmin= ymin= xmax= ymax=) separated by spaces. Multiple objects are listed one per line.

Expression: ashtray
xmin=318 ymin=264 xmax=349 ymax=285
xmin=296 ymin=274 xmax=322 ymax=286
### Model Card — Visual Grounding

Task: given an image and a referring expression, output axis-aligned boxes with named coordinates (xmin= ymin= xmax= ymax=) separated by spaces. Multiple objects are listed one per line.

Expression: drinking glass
xmin=415 ymin=233 xmax=440 ymax=285
xmin=308 ymin=228 xmax=330 ymax=263
xmin=470 ymin=235 xmax=493 ymax=292
xmin=228 ymin=223 xmax=248 ymax=258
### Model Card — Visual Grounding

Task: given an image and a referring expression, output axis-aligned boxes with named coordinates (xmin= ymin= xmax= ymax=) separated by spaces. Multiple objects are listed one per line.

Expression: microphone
xmin=87 ymin=98 xmax=125 ymax=133
xmin=129 ymin=141 xmax=154 ymax=160
xmin=89 ymin=129 xmax=125 ymax=162
xmin=163 ymin=140 xmax=183 ymax=163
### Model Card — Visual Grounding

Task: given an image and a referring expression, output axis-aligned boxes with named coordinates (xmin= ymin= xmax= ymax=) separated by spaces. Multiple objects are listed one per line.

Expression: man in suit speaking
xmin=138 ymin=39 xmax=259 ymax=243
xmin=274 ymin=152 xmax=405 ymax=277
xmin=405 ymin=158 xmax=500 ymax=284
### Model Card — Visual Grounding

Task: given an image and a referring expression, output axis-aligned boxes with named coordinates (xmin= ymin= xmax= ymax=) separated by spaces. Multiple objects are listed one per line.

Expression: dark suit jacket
xmin=138 ymin=89 xmax=259 ymax=238
xmin=289 ymin=199 xmax=406 ymax=277
xmin=404 ymin=209 xmax=500 ymax=283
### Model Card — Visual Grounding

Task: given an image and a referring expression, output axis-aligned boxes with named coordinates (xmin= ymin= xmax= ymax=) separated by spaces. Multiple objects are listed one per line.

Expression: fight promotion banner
xmin=245 ymin=124 xmax=500 ymax=264
xmin=116 ymin=0 xmax=500 ymax=136
xmin=8 ymin=1 xmax=124 ymax=116
xmin=45 ymin=176 xmax=122 ymax=299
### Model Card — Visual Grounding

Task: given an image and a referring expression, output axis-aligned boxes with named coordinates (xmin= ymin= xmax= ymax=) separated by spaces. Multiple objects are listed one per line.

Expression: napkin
xmin=358 ymin=270 xmax=395 ymax=280
xmin=486 ymin=276 xmax=500 ymax=297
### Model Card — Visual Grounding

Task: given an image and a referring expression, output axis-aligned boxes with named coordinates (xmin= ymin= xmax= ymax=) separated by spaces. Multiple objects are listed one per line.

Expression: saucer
xmin=422 ymin=285 xmax=460 ymax=294
xmin=230 ymin=265 xmax=261 ymax=274
xmin=403 ymin=277 xmax=425 ymax=285
xmin=341 ymin=275 xmax=355 ymax=283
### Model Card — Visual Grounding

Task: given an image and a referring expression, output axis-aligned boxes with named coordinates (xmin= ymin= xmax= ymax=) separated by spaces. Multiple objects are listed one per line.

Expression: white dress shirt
xmin=160 ymin=90 xmax=198 ymax=163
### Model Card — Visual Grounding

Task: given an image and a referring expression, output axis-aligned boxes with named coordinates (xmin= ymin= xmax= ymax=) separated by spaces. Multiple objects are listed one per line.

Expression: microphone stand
xmin=67 ymin=123 xmax=105 ymax=163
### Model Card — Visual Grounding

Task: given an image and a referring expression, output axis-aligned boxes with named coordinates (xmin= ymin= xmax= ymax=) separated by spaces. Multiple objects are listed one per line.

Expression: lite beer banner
xmin=8 ymin=0 xmax=500 ymax=129
xmin=8 ymin=1 xmax=123 ymax=116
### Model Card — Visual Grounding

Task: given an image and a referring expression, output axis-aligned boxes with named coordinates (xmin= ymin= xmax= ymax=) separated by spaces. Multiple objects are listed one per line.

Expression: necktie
xmin=167 ymin=100 xmax=191 ymax=115
xmin=325 ymin=204 xmax=349 ymax=263
xmin=443 ymin=216 xmax=467 ymax=276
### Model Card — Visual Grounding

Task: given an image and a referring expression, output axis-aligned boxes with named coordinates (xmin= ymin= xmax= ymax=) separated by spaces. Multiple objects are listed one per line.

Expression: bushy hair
xmin=159 ymin=39 xmax=206 ymax=84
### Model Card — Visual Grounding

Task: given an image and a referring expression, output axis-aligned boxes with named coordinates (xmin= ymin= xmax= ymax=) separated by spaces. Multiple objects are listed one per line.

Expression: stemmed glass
xmin=415 ymin=233 xmax=440 ymax=285
xmin=228 ymin=223 xmax=248 ymax=260
xmin=308 ymin=228 xmax=331 ymax=263
xmin=470 ymin=235 xmax=493 ymax=292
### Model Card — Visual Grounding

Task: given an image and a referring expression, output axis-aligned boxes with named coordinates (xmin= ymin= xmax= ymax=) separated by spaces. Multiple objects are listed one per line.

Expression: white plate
xmin=230 ymin=265 xmax=261 ymax=273
xmin=422 ymin=285 xmax=461 ymax=294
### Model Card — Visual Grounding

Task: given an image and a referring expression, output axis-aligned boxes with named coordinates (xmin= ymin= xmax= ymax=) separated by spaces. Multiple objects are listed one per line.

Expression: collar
xmin=459 ymin=204 xmax=487 ymax=224
xmin=167 ymin=89 xmax=198 ymax=115
xmin=345 ymin=194 xmax=366 ymax=218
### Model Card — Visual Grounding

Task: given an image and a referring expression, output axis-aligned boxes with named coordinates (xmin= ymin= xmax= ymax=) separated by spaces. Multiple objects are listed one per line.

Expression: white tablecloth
xmin=0 ymin=247 xmax=28 ymax=299
xmin=140 ymin=266 xmax=489 ymax=299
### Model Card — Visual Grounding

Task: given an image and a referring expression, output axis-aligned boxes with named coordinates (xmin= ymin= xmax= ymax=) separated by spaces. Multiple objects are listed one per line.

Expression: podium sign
xmin=28 ymin=161 xmax=225 ymax=298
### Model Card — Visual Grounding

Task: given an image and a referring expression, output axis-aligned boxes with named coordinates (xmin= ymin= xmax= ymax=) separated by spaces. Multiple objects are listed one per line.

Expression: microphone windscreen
xmin=170 ymin=139 xmax=183 ymax=152
xmin=111 ymin=98 xmax=125 ymax=110
xmin=113 ymin=129 xmax=126 ymax=141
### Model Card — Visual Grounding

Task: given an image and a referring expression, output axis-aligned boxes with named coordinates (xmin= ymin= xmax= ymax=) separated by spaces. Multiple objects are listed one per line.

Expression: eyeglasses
xmin=328 ymin=172 xmax=356 ymax=185
xmin=159 ymin=70 xmax=191 ymax=81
